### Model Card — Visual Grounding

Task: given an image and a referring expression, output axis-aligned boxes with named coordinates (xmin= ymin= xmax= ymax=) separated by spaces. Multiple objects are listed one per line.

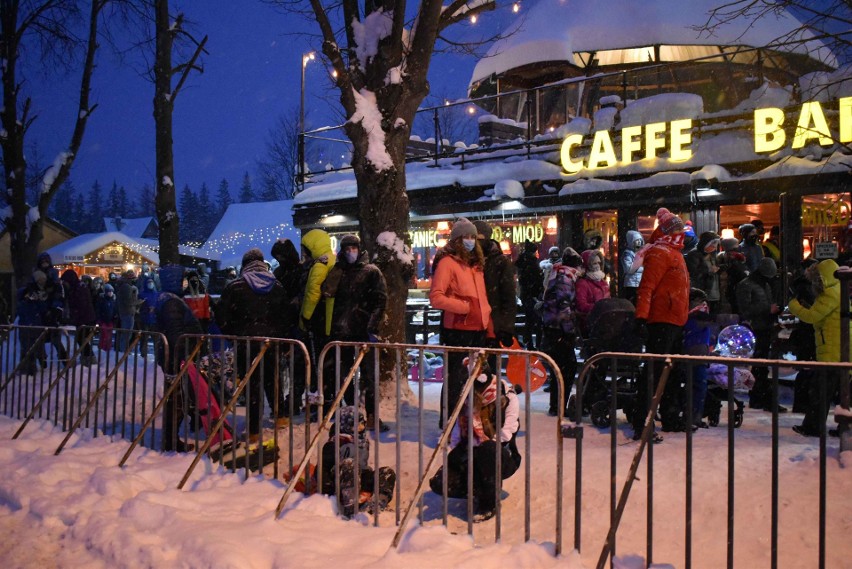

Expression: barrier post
xmin=833 ymin=267 xmax=852 ymax=453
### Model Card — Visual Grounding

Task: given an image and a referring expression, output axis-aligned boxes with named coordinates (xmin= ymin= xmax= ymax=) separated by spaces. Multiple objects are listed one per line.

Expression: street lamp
xmin=298 ymin=51 xmax=316 ymax=194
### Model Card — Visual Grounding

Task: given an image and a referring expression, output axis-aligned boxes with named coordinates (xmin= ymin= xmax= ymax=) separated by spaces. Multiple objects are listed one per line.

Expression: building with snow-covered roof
xmin=293 ymin=0 xmax=851 ymax=302
xmin=43 ymin=232 xmax=216 ymax=280
xmin=200 ymin=200 xmax=300 ymax=269
xmin=102 ymin=216 xmax=158 ymax=239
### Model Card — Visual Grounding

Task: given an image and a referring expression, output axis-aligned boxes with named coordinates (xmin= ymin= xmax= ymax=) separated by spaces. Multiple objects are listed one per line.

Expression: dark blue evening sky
xmin=26 ymin=1 xmax=488 ymax=199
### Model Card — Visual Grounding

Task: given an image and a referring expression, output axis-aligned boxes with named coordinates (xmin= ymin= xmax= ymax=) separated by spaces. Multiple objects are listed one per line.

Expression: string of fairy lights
xmin=191 ymin=221 xmax=298 ymax=257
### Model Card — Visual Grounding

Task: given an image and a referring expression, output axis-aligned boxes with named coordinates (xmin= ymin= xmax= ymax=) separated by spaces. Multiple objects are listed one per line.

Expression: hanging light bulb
xmin=470 ymin=14 xmax=477 ymax=23
xmin=512 ymin=2 xmax=520 ymax=13
xmin=467 ymin=105 xmax=476 ymax=115
xmin=721 ymin=228 xmax=735 ymax=239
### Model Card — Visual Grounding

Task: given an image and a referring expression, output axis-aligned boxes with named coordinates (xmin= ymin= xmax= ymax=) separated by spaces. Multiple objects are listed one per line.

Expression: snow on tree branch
xmin=376 ymin=231 xmax=414 ymax=266
xmin=41 ymin=151 xmax=73 ymax=194
xmin=351 ymin=9 xmax=394 ymax=68
xmin=350 ymin=88 xmax=394 ymax=171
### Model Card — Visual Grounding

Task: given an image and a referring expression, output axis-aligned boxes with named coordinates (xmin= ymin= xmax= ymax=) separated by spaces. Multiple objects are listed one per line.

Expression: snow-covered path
xmin=1 ymin=380 xmax=851 ymax=569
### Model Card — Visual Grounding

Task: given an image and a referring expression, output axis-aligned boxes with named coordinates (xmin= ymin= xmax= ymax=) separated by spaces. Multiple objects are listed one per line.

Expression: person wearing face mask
xmin=320 ymin=234 xmax=388 ymax=430
xmin=138 ymin=262 xmax=161 ymax=292
xmin=738 ymin=223 xmax=764 ymax=273
xmin=575 ymin=249 xmax=610 ymax=337
xmin=430 ymin=217 xmax=491 ymax=429
xmin=96 ymin=283 xmax=118 ymax=353
xmin=620 ymin=230 xmax=644 ymax=304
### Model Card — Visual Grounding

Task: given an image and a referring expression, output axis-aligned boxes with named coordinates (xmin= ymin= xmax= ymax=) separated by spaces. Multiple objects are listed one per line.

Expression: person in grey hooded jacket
xmin=217 ymin=248 xmax=287 ymax=439
xmin=620 ymin=229 xmax=644 ymax=304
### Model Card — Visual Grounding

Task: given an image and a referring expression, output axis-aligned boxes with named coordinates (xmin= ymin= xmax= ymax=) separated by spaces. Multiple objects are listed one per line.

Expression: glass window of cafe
xmin=719 ymin=196 xmax=851 ymax=260
xmin=408 ymin=216 xmax=559 ymax=288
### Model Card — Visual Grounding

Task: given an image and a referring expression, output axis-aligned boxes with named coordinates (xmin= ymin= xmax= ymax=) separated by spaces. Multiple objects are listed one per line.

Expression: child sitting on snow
xmin=429 ymin=359 xmax=522 ymax=522
xmin=321 ymin=406 xmax=396 ymax=517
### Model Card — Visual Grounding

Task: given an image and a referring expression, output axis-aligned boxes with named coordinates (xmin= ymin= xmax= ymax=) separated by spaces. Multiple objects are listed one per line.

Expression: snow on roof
xmin=102 ymin=216 xmax=156 ymax=238
xmin=45 ymin=232 xmax=160 ymax=265
xmin=470 ymin=0 xmax=836 ymax=86
xmin=199 ymin=199 xmax=300 ymax=268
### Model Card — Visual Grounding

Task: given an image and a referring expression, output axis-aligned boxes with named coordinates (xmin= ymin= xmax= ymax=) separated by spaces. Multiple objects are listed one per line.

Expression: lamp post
xmin=298 ymin=51 xmax=315 ymax=194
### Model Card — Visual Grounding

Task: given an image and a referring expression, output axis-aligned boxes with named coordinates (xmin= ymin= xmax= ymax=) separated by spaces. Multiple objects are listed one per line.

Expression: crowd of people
xmin=9 ymin=213 xmax=846 ymax=499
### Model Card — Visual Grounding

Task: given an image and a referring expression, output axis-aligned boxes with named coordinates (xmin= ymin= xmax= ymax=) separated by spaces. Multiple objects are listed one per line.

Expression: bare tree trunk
xmin=1 ymin=0 xmax=102 ymax=283
xmin=153 ymin=0 xmax=179 ymax=265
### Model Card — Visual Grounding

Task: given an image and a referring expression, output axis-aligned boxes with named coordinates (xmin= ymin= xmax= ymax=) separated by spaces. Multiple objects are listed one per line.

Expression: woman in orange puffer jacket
xmin=430 ymin=217 xmax=492 ymax=429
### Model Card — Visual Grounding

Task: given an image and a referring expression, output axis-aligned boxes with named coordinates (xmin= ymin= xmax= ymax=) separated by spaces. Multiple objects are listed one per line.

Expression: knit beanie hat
xmin=339 ymin=234 xmax=360 ymax=250
xmin=548 ymin=246 xmax=560 ymax=258
xmin=656 ymin=208 xmax=684 ymax=235
xmin=757 ymin=257 xmax=777 ymax=278
xmin=450 ymin=217 xmax=477 ymax=241
xmin=721 ymin=238 xmax=740 ymax=252
xmin=473 ymin=220 xmax=492 ymax=240
xmin=524 ymin=240 xmax=537 ymax=253
xmin=241 ymin=248 xmax=265 ymax=266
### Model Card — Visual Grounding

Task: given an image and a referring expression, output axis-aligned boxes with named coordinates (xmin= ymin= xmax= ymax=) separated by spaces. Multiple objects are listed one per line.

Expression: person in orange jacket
xmin=631 ymin=208 xmax=690 ymax=441
xmin=430 ymin=217 xmax=492 ymax=429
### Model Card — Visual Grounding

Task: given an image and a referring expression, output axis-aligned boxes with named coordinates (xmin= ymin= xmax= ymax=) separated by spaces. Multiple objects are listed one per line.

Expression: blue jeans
xmin=118 ymin=314 xmax=135 ymax=351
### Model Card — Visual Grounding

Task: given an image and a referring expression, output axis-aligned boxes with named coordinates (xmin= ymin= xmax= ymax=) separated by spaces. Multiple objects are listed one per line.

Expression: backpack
xmin=540 ymin=265 xmax=577 ymax=334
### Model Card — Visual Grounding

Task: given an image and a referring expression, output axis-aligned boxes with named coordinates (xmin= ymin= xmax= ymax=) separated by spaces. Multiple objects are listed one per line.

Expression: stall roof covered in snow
xmin=45 ymin=232 xmax=161 ymax=265
xmin=469 ymin=0 xmax=837 ymax=86
xmin=199 ymin=200 xmax=300 ymax=268
xmin=102 ymin=216 xmax=158 ymax=239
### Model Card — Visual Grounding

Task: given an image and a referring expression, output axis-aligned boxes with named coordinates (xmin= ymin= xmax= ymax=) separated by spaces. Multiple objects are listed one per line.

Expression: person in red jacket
xmin=631 ymin=208 xmax=690 ymax=441
xmin=430 ymin=217 xmax=492 ymax=429
xmin=575 ymin=249 xmax=610 ymax=337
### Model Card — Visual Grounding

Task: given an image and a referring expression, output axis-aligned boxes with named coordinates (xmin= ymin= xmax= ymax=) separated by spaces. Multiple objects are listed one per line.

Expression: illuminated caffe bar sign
xmin=560 ymin=97 xmax=851 ymax=173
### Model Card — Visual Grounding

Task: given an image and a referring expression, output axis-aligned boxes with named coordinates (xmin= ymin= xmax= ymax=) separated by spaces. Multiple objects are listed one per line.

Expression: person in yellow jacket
xmin=299 ymin=229 xmax=335 ymax=413
xmin=787 ymin=259 xmax=847 ymax=437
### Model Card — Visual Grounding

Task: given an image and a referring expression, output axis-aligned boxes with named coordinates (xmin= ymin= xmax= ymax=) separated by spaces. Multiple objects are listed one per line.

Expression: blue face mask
xmin=345 ymin=250 xmax=359 ymax=264
xmin=462 ymin=238 xmax=476 ymax=252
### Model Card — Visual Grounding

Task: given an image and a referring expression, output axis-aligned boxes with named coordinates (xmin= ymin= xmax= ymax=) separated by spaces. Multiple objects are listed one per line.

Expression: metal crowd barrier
xmin=272 ymin=340 xmax=566 ymax=553
xmin=569 ymin=351 xmax=851 ymax=569
xmin=1 ymin=325 xmax=168 ymax=448
xmin=119 ymin=334 xmax=312 ymax=487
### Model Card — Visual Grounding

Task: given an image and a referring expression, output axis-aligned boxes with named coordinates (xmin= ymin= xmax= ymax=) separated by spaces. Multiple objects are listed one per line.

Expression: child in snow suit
xmin=683 ymin=288 xmax=713 ymax=427
xmin=429 ymin=359 xmax=522 ymax=522
xmin=96 ymin=284 xmax=118 ymax=352
xmin=320 ymin=406 xmax=396 ymax=517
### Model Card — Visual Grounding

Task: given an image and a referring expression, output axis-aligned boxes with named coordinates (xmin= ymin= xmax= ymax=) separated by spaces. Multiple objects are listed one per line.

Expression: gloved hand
xmin=299 ymin=315 xmax=309 ymax=331
xmin=634 ymin=318 xmax=648 ymax=341
xmin=498 ymin=331 xmax=515 ymax=348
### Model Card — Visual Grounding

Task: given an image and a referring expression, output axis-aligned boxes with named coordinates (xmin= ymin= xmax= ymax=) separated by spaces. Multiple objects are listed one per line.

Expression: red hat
xmin=656 ymin=208 xmax=684 ymax=235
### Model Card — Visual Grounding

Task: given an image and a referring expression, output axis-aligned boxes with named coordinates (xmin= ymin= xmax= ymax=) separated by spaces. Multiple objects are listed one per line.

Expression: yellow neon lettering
xmin=669 ymin=119 xmax=693 ymax=162
xmin=588 ymin=130 xmax=617 ymax=169
xmin=793 ymin=101 xmax=833 ymax=148
xmin=644 ymin=122 xmax=666 ymax=160
xmin=621 ymin=125 xmax=642 ymax=164
xmin=840 ymin=97 xmax=851 ymax=143
xmin=754 ymin=107 xmax=786 ymax=152
xmin=560 ymin=134 xmax=584 ymax=173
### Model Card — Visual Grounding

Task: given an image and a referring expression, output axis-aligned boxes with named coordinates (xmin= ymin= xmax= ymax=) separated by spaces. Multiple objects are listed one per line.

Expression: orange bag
xmin=505 ymin=338 xmax=548 ymax=392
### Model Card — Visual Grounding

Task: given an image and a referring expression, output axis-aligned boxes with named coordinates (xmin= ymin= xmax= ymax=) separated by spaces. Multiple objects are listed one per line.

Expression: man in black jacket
xmin=475 ymin=220 xmax=517 ymax=356
xmin=154 ymin=266 xmax=203 ymax=452
xmin=217 ymin=248 xmax=287 ymax=441
xmin=271 ymin=238 xmax=306 ymax=415
xmin=321 ymin=235 xmax=388 ymax=430
xmin=514 ymin=240 xmax=542 ymax=349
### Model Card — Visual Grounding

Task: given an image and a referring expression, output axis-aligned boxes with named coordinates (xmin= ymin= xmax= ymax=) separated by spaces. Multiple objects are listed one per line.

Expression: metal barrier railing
xmin=2 ymin=325 xmax=168 ymax=445
xmin=118 ymin=334 xmax=312 ymax=486
xmin=570 ymin=351 xmax=851 ymax=569
xmin=270 ymin=340 xmax=566 ymax=553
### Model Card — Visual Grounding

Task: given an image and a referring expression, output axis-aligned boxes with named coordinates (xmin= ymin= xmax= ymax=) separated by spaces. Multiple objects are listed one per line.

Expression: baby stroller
xmin=702 ymin=325 xmax=754 ymax=428
xmin=579 ymin=298 xmax=644 ymax=428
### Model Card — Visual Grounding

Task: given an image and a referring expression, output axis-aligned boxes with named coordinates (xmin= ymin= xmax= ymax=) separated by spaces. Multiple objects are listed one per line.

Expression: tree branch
xmin=170 ymin=34 xmax=208 ymax=103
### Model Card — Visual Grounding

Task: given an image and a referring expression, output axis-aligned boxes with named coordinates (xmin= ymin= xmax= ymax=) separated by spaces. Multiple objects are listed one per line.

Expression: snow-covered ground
xmin=1 ymin=366 xmax=851 ymax=569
